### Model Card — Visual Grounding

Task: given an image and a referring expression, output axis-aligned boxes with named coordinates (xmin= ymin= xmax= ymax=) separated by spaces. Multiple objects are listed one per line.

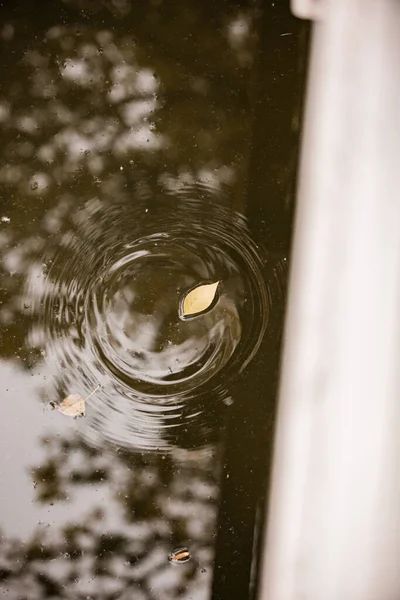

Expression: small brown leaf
xmin=55 ymin=385 xmax=100 ymax=418
xmin=168 ymin=547 xmax=191 ymax=564
xmin=180 ymin=281 xmax=220 ymax=319
xmin=57 ymin=394 xmax=85 ymax=417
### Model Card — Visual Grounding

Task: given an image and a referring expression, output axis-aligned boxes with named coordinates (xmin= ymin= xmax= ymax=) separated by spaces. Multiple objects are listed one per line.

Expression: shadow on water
xmin=0 ymin=1 xmax=307 ymax=599
xmin=212 ymin=5 xmax=309 ymax=600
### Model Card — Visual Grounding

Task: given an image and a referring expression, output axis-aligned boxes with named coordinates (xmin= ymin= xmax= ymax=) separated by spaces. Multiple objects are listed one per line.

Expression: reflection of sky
xmin=0 ymin=360 xmax=120 ymax=539
xmin=0 ymin=357 xmax=216 ymax=599
xmin=0 ymin=357 xmax=217 ymax=531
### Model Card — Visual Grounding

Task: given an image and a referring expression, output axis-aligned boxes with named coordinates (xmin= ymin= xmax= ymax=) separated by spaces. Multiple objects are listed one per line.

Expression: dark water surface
xmin=0 ymin=1 xmax=307 ymax=599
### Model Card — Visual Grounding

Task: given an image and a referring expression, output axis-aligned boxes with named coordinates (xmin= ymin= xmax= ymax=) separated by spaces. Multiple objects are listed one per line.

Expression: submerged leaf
xmin=180 ymin=281 xmax=220 ymax=318
xmin=57 ymin=394 xmax=86 ymax=417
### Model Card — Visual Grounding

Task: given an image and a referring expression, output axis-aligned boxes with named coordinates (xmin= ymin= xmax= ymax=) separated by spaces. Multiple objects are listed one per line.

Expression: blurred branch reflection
xmin=0 ymin=0 xmax=256 ymax=366
xmin=0 ymin=433 xmax=218 ymax=599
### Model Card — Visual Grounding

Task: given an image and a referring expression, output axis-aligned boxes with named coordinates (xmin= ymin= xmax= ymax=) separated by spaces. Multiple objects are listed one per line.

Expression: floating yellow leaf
xmin=57 ymin=394 xmax=86 ymax=417
xmin=180 ymin=281 xmax=220 ymax=319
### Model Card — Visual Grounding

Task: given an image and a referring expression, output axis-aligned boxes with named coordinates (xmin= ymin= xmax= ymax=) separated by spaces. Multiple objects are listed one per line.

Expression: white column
xmin=259 ymin=1 xmax=400 ymax=599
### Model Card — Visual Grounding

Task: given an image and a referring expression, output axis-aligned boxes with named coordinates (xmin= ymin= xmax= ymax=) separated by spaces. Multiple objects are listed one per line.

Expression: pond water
xmin=0 ymin=1 xmax=307 ymax=599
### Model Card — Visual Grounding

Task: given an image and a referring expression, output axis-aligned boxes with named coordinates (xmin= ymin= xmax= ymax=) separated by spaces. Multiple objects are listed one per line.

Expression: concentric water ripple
xmin=39 ymin=186 xmax=269 ymax=450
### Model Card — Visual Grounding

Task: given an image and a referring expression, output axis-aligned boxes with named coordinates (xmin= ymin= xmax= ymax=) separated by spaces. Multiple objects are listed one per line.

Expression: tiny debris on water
xmin=168 ymin=547 xmax=191 ymax=564
xmin=0 ymin=216 xmax=10 ymax=223
xmin=180 ymin=281 xmax=220 ymax=319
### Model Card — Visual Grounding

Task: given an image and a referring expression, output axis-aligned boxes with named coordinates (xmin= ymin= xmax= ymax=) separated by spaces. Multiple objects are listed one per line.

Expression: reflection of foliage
xmin=0 ymin=0 xmax=256 ymax=367
xmin=32 ymin=435 xmax=110 ymax=503
xmin=0 ymin=431 xmax=218 ymax=599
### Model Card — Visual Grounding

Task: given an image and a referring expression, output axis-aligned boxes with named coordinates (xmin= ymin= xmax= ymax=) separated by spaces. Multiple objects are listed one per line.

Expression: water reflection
xmin=0 ymin=412 xmax=217 ymax=599
xmin=33 ymin=189 xmax=267 ymax=450
xmin=0 ymin=0 xmax=266 ymax=598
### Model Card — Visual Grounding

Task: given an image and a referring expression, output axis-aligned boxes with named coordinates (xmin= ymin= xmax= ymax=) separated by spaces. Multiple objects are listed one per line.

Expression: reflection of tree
xmin=0 ymin=430 xmax=218 ymax=599
xmin=0 ymin=0 xmax=256 ymax=368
